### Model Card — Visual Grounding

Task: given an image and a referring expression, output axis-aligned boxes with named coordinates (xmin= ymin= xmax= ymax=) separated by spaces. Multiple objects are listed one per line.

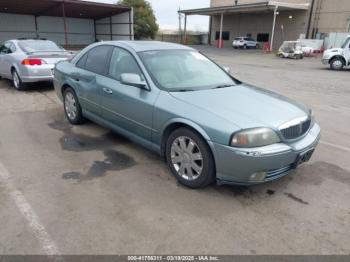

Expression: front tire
xmin=12 ymin=69 xmax=26 ymax=90
xmin=330 ymin=57 xmax=344 ymax=71
xmin=63 ymin=87 xmax=85 ymax=125
xmin=166 ymin=128 xmax=215 ymax=188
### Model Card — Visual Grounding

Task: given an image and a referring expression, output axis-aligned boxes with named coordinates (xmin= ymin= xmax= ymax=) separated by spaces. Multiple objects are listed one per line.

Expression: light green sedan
xmin=54 ymin=41 xmax=320 ymax=188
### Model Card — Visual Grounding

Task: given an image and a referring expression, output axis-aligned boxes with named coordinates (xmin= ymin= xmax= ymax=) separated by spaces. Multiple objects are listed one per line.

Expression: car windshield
xmin=341 ymin=38 xmax=350 ymax=49
xmin=19 ymin=40 xmax=64 ymax=53
xmin=138 ymin=50 xmax=236 ymax=91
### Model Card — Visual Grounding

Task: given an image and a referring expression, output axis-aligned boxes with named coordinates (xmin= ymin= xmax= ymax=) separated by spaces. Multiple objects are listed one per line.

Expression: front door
xmin=344 ymin=38 xmax=350 ymax=66
xmin=100 ymin=47 xmax=160 ymax=142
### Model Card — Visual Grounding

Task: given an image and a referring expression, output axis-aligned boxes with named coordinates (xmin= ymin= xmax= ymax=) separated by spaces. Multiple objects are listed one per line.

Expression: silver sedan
xmin=0 ymin=39 xmax=72 ymax=90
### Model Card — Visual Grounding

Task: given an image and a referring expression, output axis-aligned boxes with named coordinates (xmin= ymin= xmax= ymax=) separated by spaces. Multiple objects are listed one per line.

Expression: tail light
xmin=21 ymin=58 xmax=44 ymax=66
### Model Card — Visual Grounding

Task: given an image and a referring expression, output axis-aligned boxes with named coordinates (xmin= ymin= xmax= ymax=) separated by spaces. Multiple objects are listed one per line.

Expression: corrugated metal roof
xmin=0 ymin=0 xmax=131 ymax=19
xmin=179 ymin=1 xmax=309 ymax=15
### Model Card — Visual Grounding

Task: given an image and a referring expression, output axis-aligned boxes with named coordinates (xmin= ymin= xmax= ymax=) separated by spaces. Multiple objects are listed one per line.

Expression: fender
xmin=161 ymin=118 xmax=211 ymax=141
xmin=159 ymin=117 xmax=217 ymax=158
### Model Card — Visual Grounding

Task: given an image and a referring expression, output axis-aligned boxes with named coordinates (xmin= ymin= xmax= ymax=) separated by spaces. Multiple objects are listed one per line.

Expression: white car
xmin=233 ymin=37 xmax=259 ymax=49
xmin=322 ymin=35 xmax=350 ymax=70
xmin=0 ymin=39 xmax=72 ymax=90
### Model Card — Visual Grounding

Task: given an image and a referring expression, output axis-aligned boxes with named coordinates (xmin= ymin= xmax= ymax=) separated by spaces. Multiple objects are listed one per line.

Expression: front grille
xmin=280 ymin=119 xmax=311 ymax=140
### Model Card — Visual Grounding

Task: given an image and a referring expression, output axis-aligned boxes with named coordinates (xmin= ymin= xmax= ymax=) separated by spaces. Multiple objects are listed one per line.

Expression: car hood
xmin=169 ymin=84 xmax=309 ymax=129
xmin=324 ymin=48 xmax=343 ymax=55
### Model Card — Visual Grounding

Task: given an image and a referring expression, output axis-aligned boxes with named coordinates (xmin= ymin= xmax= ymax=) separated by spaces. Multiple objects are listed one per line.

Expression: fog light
xmin=249 ymin=172 xmax=267 ymax=182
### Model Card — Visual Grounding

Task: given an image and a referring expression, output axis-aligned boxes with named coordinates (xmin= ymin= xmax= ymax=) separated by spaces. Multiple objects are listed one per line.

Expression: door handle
xmin=103 ymin=88 xmax=113 ymax=94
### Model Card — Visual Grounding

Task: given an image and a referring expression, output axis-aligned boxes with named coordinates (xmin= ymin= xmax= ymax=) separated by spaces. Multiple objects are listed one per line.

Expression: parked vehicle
xmin=0 ymin=39 xmax=72 ymax=90
xmin=232 ymin=37 xmax=259 ymax=49
xmin=277 ymin=41 xmax=304 ymax=59
xmin=301 ymin=45 xmax=314 ymax=56
xmin=322 ymin=35 xmax=350 ymax=70
xmin=54 ymin=41 xmax=320 ymax=188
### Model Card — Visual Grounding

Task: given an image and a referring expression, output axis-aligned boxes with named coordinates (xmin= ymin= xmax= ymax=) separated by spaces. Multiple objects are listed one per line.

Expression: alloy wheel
xmin=13 ymin=71 xmax=20 ymax=89
xmin=64 ymin=92 xmax=77 ymax=120
xmin=170 ymin=136 xmax=203 ymax=181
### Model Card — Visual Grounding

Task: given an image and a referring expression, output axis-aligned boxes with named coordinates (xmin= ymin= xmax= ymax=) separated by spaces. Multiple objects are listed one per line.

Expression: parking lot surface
xmin=0 ymin=46 xmax=350 ymax=255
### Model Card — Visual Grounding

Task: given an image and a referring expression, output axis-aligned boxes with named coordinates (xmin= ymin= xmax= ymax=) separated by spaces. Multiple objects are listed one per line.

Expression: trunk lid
xmin=27 ymin=52 xmax=73 ymax=65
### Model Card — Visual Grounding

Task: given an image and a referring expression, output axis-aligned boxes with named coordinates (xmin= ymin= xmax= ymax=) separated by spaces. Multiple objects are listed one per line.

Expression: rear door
xmin=73 ymin=45 xmax=113 ymax=117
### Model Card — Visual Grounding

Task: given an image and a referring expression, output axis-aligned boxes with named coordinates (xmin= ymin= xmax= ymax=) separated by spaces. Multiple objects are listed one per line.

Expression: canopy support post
xmin=270 ymin=5 xmax=278 ymax=52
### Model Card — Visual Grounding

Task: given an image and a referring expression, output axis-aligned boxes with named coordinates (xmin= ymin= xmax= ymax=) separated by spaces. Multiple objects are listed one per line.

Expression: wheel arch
xmin=10 ymin=64 xmax=20 ymax=75
xmin=61 ymin=83 xmax=73 ymax=96
xmin=330 ymin=55 xmax=346 ymax=64
xmin=160 ymin=118 xmax=215 ymax=158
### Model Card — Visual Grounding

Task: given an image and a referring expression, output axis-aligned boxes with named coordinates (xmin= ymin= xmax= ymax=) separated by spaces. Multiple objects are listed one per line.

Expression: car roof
xmin=99 ymin=41 xmax=195 ymax=52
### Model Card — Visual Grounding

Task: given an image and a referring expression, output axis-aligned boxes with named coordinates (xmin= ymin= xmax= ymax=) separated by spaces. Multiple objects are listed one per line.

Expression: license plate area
xmin=293 ymin=148 xmax=315 ymax=168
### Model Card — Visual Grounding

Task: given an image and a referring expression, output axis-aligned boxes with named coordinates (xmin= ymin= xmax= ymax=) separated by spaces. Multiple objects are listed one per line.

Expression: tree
xmin=118 ymin=0 xmax=159 ymax=40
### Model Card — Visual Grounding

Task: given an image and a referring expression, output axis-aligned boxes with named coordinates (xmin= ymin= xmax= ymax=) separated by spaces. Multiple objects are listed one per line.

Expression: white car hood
xmin=324 ymin=48 xmax=343 ymax=55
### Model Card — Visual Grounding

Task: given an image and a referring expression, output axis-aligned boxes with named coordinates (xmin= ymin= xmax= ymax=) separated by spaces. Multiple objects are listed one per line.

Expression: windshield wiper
xmin=213 ymin=84 xmax=235 ymax=89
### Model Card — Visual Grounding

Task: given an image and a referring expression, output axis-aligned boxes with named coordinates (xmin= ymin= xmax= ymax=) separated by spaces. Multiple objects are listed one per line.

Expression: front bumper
xmin=322 ymin=58 xmax=330 ymax=65
xmin=19 ymin=64 xmax=55 ymax=83
xmin=213 ymin=123 xmax=321 ymax=185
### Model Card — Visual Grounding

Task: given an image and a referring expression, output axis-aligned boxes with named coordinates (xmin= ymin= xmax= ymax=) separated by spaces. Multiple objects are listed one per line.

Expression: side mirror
xmin=120 ymin=73 xmax=148 ymax=90
xmin=222 ymin=66 xmax=231 ymax=74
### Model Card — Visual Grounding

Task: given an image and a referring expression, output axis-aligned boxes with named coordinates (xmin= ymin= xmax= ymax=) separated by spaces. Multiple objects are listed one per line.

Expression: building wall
xmin=211 ymin=10 xmax=309 ymax=48
xmin=210 ymin=0 xmax=350 ymax=39
xmin=0 ymin=12 xmax=133 ymax=46
xmin=309 ymin=0 xmax=350 ymax=37
xmin=95 ymin=12 xmax=133 ymax=41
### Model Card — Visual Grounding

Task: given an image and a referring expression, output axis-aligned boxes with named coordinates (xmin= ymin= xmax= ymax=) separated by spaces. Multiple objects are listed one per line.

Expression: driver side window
xmin=108 ymin=47 xmax=142 ymax=81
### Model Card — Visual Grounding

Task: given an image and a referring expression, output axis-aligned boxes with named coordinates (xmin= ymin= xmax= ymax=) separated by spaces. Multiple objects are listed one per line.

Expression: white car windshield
xmin=139 ymin=50 xmax=236 ymax=91
xmin=341 ymin=38 xmax=350 ymax=49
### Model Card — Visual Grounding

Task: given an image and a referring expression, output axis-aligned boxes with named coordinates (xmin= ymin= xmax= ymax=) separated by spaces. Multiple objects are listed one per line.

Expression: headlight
xmin=230 ymin=128 xmax=280 ymax=148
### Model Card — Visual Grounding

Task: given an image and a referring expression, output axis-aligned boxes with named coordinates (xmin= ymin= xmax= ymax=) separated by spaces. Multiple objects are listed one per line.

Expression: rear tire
xmin=166 ymin=128 xmax=215 ymax=188
xmin=330 ymin=57 xmax=344 ymax=71
xmin=12 ymin=69 xmax=27 ymax=90
xmin=63 ymin=87 xmax=85 ymax=125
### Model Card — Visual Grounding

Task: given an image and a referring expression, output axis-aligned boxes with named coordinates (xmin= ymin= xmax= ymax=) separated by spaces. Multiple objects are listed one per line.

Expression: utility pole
xmin=178 ymin=8 xmax=182 ymax=44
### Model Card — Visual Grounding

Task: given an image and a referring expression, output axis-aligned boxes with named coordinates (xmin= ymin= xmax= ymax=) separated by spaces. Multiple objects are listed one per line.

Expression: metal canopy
xmin=0 ymin=0 xmax=131 ymax=19
xmin=179 ymin=1 xmax=309 ymax=16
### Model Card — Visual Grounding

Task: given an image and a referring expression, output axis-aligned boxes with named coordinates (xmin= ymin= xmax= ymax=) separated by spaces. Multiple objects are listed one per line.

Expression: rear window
xmin=84 ymin=45 xmax=112 ymax=75
xmin=18 ymin=40 xmax=64 ymax=53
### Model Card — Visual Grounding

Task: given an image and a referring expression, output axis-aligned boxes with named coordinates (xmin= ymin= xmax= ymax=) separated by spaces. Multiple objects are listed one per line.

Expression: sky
xmin=88 ymin=0 xmax=211 ymax=32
